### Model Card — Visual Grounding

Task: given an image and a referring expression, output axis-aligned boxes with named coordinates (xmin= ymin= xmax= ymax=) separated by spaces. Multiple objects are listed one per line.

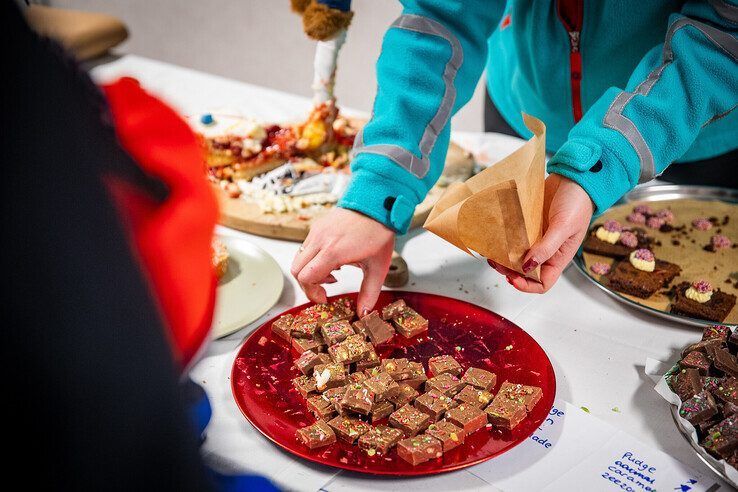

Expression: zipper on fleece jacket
xmin=556 ymin=0 xmax=583 ymax=122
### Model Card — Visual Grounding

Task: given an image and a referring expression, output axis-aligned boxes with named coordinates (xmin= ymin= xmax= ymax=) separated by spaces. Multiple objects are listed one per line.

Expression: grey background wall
xmin=47 ymin=0 xmax=487 ymax=131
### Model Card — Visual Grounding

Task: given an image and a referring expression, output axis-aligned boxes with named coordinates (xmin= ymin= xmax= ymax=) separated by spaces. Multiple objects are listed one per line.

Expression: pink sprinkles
xmin=692 ymin=218 xmax=712 ymax=231
xmin=656 ymin=209 xmax=674 ymax=223
xmin=603 ymin=219 xmax=622 ymax=233
xmin=590 ymin=262 xmax=611 ymax=275
xmin=633 ymin=204 xmax=653 ymax=215
xmin=711 ymin=234 xmax=731 ymax=249
xmin=633 ymin=248 xmax=654 ymax=262
xmin=626 ymin=212 xmax=646 ymax=224
xmin=619 ymin=231 xmax=638 ymax=248
xmin=691 ymin=280 xmax=712 ymax=294
xmin=646 ymin=216 xmax=665 ymax=229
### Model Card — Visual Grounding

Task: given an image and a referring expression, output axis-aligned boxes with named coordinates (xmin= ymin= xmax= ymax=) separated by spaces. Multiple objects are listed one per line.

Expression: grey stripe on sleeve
xmin=708 ymin=0 xmax=738 ymax=24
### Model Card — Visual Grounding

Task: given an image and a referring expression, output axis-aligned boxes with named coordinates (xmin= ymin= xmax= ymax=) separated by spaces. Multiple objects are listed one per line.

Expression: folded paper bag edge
xmin=423 ymin=183 xmax=474 ymax=255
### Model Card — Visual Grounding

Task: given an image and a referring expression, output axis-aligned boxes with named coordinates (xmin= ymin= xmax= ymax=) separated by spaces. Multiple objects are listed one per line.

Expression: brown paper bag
xmin=424 ymin=114 xmax=546 ymax=281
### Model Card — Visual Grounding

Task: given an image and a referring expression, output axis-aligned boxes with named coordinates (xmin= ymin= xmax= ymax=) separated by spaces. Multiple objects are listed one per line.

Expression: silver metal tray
xmin=572 ymin=184 xmax=738 ymax=328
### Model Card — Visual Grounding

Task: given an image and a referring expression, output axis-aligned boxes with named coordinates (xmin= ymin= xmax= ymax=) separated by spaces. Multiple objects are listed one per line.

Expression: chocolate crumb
xmin=671 ymin=239 xmax=681 ymax=246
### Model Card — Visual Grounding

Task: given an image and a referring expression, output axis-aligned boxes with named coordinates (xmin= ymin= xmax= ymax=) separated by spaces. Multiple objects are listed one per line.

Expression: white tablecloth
xmin=92 ymin=55 xmax=728 ymax=491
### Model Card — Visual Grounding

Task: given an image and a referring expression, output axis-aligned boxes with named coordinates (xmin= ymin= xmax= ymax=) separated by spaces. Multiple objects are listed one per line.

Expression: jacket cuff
xmin=547 ymin=139 xmax=634 ymax=216
xmin=338 ymin=166 xmax=420 ymax=234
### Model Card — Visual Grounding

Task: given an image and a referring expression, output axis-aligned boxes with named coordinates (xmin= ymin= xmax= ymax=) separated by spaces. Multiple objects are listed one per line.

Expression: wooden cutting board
xmin=216 ymin=141 xmax=474 ymax=241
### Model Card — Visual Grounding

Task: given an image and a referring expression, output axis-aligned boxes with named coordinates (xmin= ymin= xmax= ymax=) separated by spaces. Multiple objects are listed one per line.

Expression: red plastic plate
xmin=231 ymin=291 xmax=556 ymax=476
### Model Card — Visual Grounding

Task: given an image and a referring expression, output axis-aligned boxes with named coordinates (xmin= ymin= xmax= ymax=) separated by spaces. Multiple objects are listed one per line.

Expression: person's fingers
xmin=297 ymin=251 xmax=339 ymax=303
xmin=290 ymin=238 xmax=319 ymax=280
xmin=356 ymin=259 xmax=390 ymax=316
xmin=521 ymin=221 xmax=571 ymax=275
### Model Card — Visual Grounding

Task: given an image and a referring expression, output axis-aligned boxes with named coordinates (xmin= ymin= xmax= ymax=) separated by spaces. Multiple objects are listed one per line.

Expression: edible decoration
xmin=646 ymin=216 xmax=665 ymax=229
xmin=626 ymin=212 xmax=646 ymax=224
xmin=595 ymin=219 xmax=622 ymax=244
xmin=686 ymin=280 xmax=714 ymax=304
xmin=711 ymin=234 xmax=732 ymax=249
xmin=200 ymin=113 xmax=215 ymax=126
xmin=693 ymin=217 xmax=713 ymax=231
xmin=629 ymin=248 xmax=655 ymax=272
xmin=280 ymin=297 xmax=545 ymax=465
xmin=619 ymin=231 xmax=638 ymax=248
xmin=633 ymin=204 xmax=653 ymax=215
xmin=671 ymin=281 xmax=737 ymax=322
xmin=656 ymin=209 xmax=674 ymax=224
xmin=590 ymin=262 xmax=611 ymax=275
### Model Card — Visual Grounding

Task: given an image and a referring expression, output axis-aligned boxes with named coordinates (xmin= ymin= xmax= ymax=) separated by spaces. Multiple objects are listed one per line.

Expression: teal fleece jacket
xmin=338 ymin=0 xmax=738 ymax=233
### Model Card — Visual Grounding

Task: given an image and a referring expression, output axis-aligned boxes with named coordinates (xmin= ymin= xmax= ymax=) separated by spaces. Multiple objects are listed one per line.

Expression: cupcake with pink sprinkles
xmin=590 ymin=262 xmax=611 ymax=275
xmin=619 ymin=231 xmax=638 ymax=248
xmin=627 ymin=212 xmax=646 ymax=224
xmin=692 ymin=218 xmax=712 ymax=231
xmin=711 ymin=234 xmax=731 ymax=249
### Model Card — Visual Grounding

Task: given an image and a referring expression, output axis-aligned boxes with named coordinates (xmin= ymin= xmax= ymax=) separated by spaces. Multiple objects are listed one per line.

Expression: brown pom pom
xmin=290 ymin=0 xmax=311 ymax=14
xmin=303 ymin=2 xmax=354 ymax=41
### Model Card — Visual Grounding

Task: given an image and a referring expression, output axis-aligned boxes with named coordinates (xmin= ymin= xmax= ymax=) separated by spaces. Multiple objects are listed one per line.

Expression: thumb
xmin=356 ymin=259 xmax=389 ymax=317
xmin=522 ymin=220 xmax=571 ymax=274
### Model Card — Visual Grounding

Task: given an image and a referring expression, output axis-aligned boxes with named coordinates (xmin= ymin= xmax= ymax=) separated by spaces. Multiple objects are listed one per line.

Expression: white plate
xmin=210 ymin=236 xmax=284 ymax=339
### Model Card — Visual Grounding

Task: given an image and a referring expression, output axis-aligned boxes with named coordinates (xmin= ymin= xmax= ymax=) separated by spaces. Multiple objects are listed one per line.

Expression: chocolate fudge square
xmin=425 ymin=373 xmax=465 ymax=396
xmin=485 ymin=397 xmax=527 ymax=430
xmin=582 ymin=225 xmax=651 ymax=258
xmin=397 ymin=434 xmax=443 ymax=466
xmin=496 ymin=381 xmax=543 ymax=412
xmin=292 ymin=375 xmax=317 ymax=399
xmin=709 ymin=347 xmax=738 ymax=378
xmin=381 ymin=358 xmax=413 ymax=381
xmin=608 ymin=259 xmax=681 ymax=299
xmin=680 ymin=351 xmax=711 ymax=375
xmin=313 ymin=363 xmax=347 ymax=391
xmin=292 ymin=336 xmax=324 ymax=355
xmin=428 ymin=355 xmax=462 ymax=377
xmin=323 ymin=386 xmax=349 ymax=414
xmin=671 ymin=282 xmax=737 ymax=323
xmin=341 ymin=383 xmax=375 ymax=415
xmin=356 ymin=347 xmax=381 ymax=371
xmin=381 ymin=299 xmax=407 ymax=320
xmin=291 ymin=317 xmax=320 ymax=340
xmin=392 ymin=307 xmax=429 ymax=338
xmin=401 ymin=362 xmax=429 ymax=390
xmin=702 ymin=414 xmax=738 ymax=458
xmin=306 ymin=394 xmax=336 ymax=420
xmin=389 ymin=403 xmax=431 ymax=437
xmin=387 ymin=384 xmax=419 ymax=408
xmin=348 ymin=371 xmax=368 ymax=385
xmin=454 ymin=385 xmax=494 ymax=409
xmin=714 ymin=377 xmax=738 ymax=405
xmin=271 ymin=314 xmax=294 ymax=343
xmin=370 ymin=401 xmax=395 ymax=423
xmin=460 ymin=367 xmax=497 ymax=391
xmin=679 ymin=390 xmax=718 ymax=425
xmin=327 ymin=415 xmax=371 ymax=443
xmin=355 ymin=311 xmax=395 ymax=346
xmin=414 ymin=391 xmax=458 ymax=421
xmin=328 ymin=335 xmax=371 ymax=365
xmin=296 ymin=420 xmax=336 ymax=449
xmin=363 ymin=371 xmax=400 ymax=402
xmin=295 ymin=351 xmax=332 ymax=376
xmin=669 ymin=368 xmax=703 ymax=401
xmin=445 ymin=404 xmax=488 ymax=434
xmin=359 ymin=425 xmax=403 ymax=455
xmin=703 ymin=325 xmax=732 ymax=343
xmin=426 ymin=419 xmax=466 ymax=452
xmin=320 ymin=320 xmax=355 ymax=346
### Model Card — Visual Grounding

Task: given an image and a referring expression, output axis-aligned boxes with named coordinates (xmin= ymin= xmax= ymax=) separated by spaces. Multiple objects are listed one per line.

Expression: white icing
xmin=190 ymin=113 xmax=266 ymax=140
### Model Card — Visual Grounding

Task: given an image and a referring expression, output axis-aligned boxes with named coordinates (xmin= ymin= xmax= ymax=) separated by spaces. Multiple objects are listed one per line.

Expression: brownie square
xmin=608 ymin=258 xmax=681 ymax=299
xmin=296 ymin=420 xmax=336 ymax=449
xmin=671 ymin=282 xmax=736 ymax=323
xmin=397 ymin=435 xmax=443 ymax=466
xmin=400 ymin=362 xmax=428 ymax=390
xmin=582 ymin=225 xmax=651 ymax=258
xmin=381 ymin=299 xmax=407 ymax=320
xmin=306 ymin=394 xmax=336 ymax=420
xmin=327 ymin=415 xmax=372 ymax=443
xmin=387 ymin=384 xmax=420 ymax=408
xmin=313 ymin=363 xmax=347 ymax=391
xmin=271 ymin=314 xmax=294 ymax=343
xmin=679 ymin=390 xmax=718 ymax=425
xmin=445 ymin=404 xmax=488 ymax=434
xmin=341 ymin=382 xmax=375 ymax=415
xmin=425 ymin=373 xmax=465 ymax=396
xmin=358 ymin=425 xmax=403 ymax=455
xmin=295 ymin=351 xmax=332 ymax=376
xmin=392 ymin=307 xmax=429 ymax=338
xmin=328 ymin=334 xmax=371 ymax=365
xmin=389 ymin=403 xmax=431 ymax=437
xmin=496 ymin=381 xmax=543 ymax=412
xmin=414 ymin=391 xmax=458 ymax=421
xmin=485 ymin=398 xmax=527 ymax=430
xmin=370 ymin=401 xmax=395 ymax=423
xmin=320 ymin=320 xmax=355 ymax=346
xmin=461 ymin=367 xmax=497 ymax=391
xmin=381 ymin=358 xmax=413 ymax=381
xmin=292 ymin=375 xmax=317 ymax=399
xmin=355 ymin=310 xmax=396 ymax=346
xmin=291 ymin=336 xmax=324 ymax=355
xmin=428 ymin=355 xmax=462 ymax=377
xmin=426 ymin=419 xmax=466 ymax=452
xmin=454 ymin=385 xmax=494 ymax=409
xmin=363 ymin=371 xmax=400 ymax=402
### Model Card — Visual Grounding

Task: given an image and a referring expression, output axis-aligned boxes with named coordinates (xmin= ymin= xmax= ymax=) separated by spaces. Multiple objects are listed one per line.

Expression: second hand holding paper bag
xmin=424 ymin=114 xmax=546 ymax=281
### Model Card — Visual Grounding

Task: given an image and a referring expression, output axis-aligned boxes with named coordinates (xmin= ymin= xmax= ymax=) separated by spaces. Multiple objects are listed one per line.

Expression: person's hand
xmin=489 ymin=173 xmax=594 ymax=293
xmin=291 ymin=208 xmax=395 ymax=314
